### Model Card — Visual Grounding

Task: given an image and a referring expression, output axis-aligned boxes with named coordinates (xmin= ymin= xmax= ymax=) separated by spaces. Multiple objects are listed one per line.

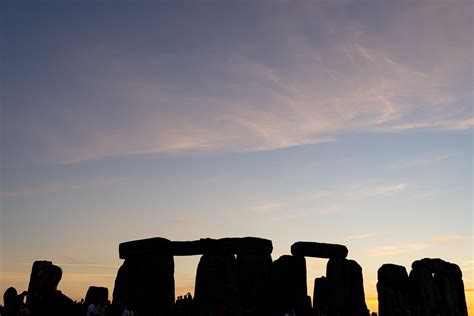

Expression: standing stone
xmin=326 ymin=258 xmax=369 ymax=316
xmin=237 ymin=254 xmax=272 ymax=316
xmin=409 ymin=258 xmax=467 ymax=316
xmin=291 ymin=242 xmax=348 ymax=259
xmin=112 ymin=256 xmax=174 ymax=316
xmin=26 ymin=260 xmax=52 ymax=306
xmin=377 ymin=264 xmax=410 ymax=316
xmin=270 ymin=255 xmax=310 ymax=315
xmin=313 ymin=276 xmax=329 ymax=314
xmin=194 ymin=254 xmax=241 ymax=316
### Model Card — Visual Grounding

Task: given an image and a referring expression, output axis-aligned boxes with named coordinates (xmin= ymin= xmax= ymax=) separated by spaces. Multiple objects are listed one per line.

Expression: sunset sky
xmin=1 ymin=0 xmax=472 ymax=313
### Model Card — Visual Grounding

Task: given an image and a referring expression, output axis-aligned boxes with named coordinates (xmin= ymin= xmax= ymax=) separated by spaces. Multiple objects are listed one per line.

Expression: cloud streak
xmin=387 ymin=154 xmax=457 ymax=170
xmin=369 ymin=244 xmax=429 ymax=257
xmin=345 ymin=232 xmax=382 ymax=241
xmin=3 ymin=1 xmax=471 ymax=165
xmin=0 ymin=177 xmax=123 ymax=198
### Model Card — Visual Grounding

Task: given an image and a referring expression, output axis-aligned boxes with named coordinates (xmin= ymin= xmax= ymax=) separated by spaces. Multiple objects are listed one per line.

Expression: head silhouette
xmin=3 ymin=287 xmax=18 ymax=307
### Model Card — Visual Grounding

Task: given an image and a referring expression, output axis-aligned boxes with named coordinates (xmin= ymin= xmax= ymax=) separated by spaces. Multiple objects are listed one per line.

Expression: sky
xmin=0 ymin=0 xmax=472 ymax=313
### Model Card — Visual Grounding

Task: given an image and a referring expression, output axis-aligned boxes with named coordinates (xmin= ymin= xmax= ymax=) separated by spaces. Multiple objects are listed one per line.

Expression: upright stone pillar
xmin=194 ymin=254 xmax=241 ymax=316
xmin=409 ymin=258 xmax=467 ymax=316
xmin=270 ymin=255 xmax=310 ymax=315
xmin=26 ymin=260 xmax=52 ymax=306
xmin=326 ymin=258 xmax=369 ymax=316
xmin=313 ymin=276 xmax=329 ymax=314
xmin=377 ymin=264 xmax=410 ymax=316
xmin=113 ymin=237 xmax=175 ymax=316
xmin=237 ymin=254 xmax=272 ymax=316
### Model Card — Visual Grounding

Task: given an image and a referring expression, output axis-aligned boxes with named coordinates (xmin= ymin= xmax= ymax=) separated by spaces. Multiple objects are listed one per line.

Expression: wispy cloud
xmin=369 ymin=244 xmax=429 ymax=257
xmin=345 ymin=232 xmax=382 ymax=241
xmin=377 ymin=183 xmax=408 ymax=194
xmin=387 ymin=153 xmax=457 ymax=170
xmin=3 ymin=1 xmax=471 ymax=166
xmin=346 ymin=182 xmax=408 ymax=199
xmin=251 ymin=202 xmax=281 ymax=213
xmin=0 ymin=177 xmax=123 ymax=198
xmin=432 ymin=235 xmax=464 ymax=243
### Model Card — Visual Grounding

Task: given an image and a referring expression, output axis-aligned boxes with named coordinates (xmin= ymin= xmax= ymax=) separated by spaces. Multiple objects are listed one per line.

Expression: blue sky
xmin=1 ymin=0 xmax=472 ymax=312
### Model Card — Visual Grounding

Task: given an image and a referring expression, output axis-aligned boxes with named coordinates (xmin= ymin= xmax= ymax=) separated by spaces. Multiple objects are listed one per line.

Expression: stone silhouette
xmin=291 ymin=241 xmax=348 ymax=259
xmin=270 ymin=255 xmax=310 ymax=315
xmin=26 ymin=260 xmax=52 ymax=306
xmin=313 ymin=276 xmax=329 ymax=312
xmin=410 ymin=258 xmax=467 ymax=316
xmin=109 ymin=237 xmax=468 ymax=316
xmin=377 ymin=264 xmax=410 ymax=316
xmin=323 ymin=258 xmax=369 ymax=316
xmin=237 ymin=253 xmax=272 ymax=315
xmin=114 ymin=237 xmax=273 ymax=315
xmin=194 ymin=254 xmax=241 ymax=316
xmin=114 ymin=241 xmax=175 ymax=315
xmin=377 ymin=258 xmax=468 ymax=316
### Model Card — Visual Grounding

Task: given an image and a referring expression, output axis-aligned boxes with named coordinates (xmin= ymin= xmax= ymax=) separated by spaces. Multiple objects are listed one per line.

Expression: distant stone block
xmin=410 ymin=258 xmax=467 ymax=316
xmin=377 ymin=264 xmax=410 ymax=316
xmin=313 ymin=276 xmax=329 ymax=313
xmin=26 ymin=260 xmax=52 ymax=305
xmin=119 ymin=237 xmax=273 ymax=258
xmin=291 ymin=241 xmax=348 ymax=259
xmin=270 ymin=255 xmax=309 ymax=315
xmin=411 ymin=258 xmax=462 ymax=278
xmin=237 ymin=254 xmax=272 ymax=315
xmin=112 ymin=256 xmax=175 ymax=315
xmin=326 ymin=258 xmax=368 ymax=316
xmin=194 ymin=254 xmax=241 ymax=316
xmin=201 ymin=237 xmax=273 ymax=255
xmin=119 ymin=237 xmax=171 ymax=259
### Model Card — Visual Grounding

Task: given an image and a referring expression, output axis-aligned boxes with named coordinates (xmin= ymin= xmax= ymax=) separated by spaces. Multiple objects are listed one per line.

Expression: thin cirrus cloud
xmin=345 ymin=182 xmax=408 ymax=200
xmin=0 ymin=177 xmax=123 ymax=198
xmin=387 ymin=153 xmax=457 ymax=170
xmin=250 ymin=190 xmax=334 ymax=214
xmin=3 ymin=1 xmax=471 ymax=166
xmin=345 ymin=232 xmax=382 ymax=241
xmin=431 ymin=235 xmax=465 ymax=243
xmin=369 ymin=244 xmax=430 ymax=257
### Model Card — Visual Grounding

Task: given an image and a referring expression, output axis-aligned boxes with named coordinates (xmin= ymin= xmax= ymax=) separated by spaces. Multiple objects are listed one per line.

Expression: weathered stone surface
xmin=85 ymin=286 xmax=108 ymax=306
xmin=237 ymin=254 xmax=272 ymax=315
xmin=26 ymin=260 xmax=52 ymax=305
xmin=194 ymin=254 xmax=241 ymax=316
xmin=119 ymin=237 xmax=171 ymax=259
xmin=409 ymin=258 xmax=467 ymax=316
xmin=434 ymin=273 xmax=468 ymax=316
xmin=270 ymin=255 xmax=310 ymax=315
xmin=326 ymin=258 xmax=369 ymax=316
xmin=170 ymin=240 xmax=204 ymax=256
xmin=313 ymin=276 xmax=329 ymax=314
xmin=291 ymin=241 xmax=348 ymax=259
xmin=412 ymin=258 xmax=462 ymax=278
xmin=202 ymin=237 xmax=273 ymax=255
xmin=119 ymin=237 xmax=272 ymax=258
xmin=112 ymin=256 xmax=175 ymax=315
xmin=377 ymin=264 xmax=410 ymax=316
